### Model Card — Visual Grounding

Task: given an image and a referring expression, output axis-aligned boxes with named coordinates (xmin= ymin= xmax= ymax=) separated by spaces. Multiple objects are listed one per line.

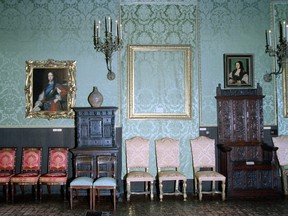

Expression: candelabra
xmin=93 ymin=17 xmax=123 ymax=80
xmin=264 ymin=21 xmax=288 ymax=82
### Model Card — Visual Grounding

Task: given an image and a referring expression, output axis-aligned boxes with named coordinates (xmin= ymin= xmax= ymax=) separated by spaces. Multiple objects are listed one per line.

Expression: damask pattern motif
xmin=120 ymin=3 xmax=198 ymax=178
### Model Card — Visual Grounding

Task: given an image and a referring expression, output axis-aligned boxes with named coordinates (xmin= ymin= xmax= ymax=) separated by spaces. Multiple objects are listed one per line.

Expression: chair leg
xmin=150 ymin=181 xmax=154 ymax=201
xmin=39 ymin=184 xmax=42 ymax=201
xmin=113 ymin=188 xmax=116 ymax=211
xmin=11 ymin=184 xmax=14 ymax=202
xmin=222 ymin=180 xmax=226 ymax=201
xmin=282 ymin=172 xmax=288 ymax=195
xmin=90 ymin=188 xmax=93 ymax=210
xmin=5 ymin=183 xmax=9 ymax=203
xmin=199 ymin=181 xmax=203 ymax=201
xmin=70 ymin=188 xmax=73 ymax=209
xmin=183 ymin=180 xmax=187 ymax=201
xmin=212 ymin=180 xmax=216 ymax=195
xmin=159 ymin=180 xmax=163 ymax=202
xmin=194 ymin=178 xmax=198 ymax=195
xmin=126 ymin=181 xmax=131 ymax=201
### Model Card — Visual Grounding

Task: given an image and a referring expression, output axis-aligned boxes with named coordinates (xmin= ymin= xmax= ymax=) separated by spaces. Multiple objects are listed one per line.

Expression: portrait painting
xmin=25 ymin=59 xmax=76 ymax=120
xmin=224 ymin=54 xmax=254 ymax=88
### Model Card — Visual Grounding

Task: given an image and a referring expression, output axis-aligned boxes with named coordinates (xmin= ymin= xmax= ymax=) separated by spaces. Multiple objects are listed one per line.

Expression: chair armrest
xmin=217 ymin=144 xmax=232 ymax=152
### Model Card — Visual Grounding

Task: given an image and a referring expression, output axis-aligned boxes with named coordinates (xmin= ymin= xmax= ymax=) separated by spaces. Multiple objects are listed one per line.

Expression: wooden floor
xmin=1 ymin=192 xmax=288 ymax=216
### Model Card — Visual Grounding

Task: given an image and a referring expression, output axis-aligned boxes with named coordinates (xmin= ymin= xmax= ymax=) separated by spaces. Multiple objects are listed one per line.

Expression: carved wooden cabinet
xmin=216 ymin=84 xmax=280 ymax=198
xmin=70 ymin=107 xmax=121 ymax=181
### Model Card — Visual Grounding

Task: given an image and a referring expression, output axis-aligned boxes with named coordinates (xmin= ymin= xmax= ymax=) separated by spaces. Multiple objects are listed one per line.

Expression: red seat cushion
xmin=11 ymin=172 xmax=40 ymax=183
xmin=40 ymin=172 xmax=67 ymax=183
xmin=0 ymin=172 xmax=14 ymax=183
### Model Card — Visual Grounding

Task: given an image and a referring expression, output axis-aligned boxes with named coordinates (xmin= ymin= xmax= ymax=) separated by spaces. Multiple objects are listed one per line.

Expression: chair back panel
xmin=75 ymin=155 xmax=94 ymax=178
xmin=190 ymin=136 xmax=216 ymax=168
xmin=126 ymin=136 xmax=150 ymax=169
xmin=97 ymin=155 xmax=117 ymax=178
xmin=155 ymin=137 xmax=179 ymax=168
xmin=22 ymin=147 xmax=42 ymax=172
xmin=272 ymin=136 xmax=288 ymax=166
xmin=48 ymin=147 xmax=68 ymax=172
xmin=0 ymin=147 xmax=17 ymax=172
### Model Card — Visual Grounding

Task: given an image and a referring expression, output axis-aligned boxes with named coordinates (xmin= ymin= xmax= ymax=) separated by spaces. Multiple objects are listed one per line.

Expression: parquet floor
xmin=1 ymin=193 xmax=288 ymax=216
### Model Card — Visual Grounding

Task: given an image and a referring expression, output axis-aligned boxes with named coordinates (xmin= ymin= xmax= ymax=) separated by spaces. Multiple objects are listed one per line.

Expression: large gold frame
xmin=25 ymin=59 xmax=76 ymax=120
xmin=128 ymin=45 xmax=192 ymax=120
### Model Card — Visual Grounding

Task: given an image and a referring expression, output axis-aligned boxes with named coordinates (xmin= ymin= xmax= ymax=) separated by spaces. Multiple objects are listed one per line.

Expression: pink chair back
xmin=155 ymin=137 xmax=179 ymax=169
xmin=126 ymin=136 xmax=150 ymax=169
xmin=272 ymin=136 xmax=288 ymax=166
xmin=190 ymin=136 xmax=216 ymax=169
xmin=48 ymin=147 xmax=68 ymax=172
xmin=0 ymin=148 xmax=16 ymax=172
xmin=22 ymin=147 xmax=42 ymax=172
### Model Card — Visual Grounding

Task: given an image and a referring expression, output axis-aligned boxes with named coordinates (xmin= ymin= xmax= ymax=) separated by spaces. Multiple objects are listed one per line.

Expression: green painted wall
xmin=0 ymin=0 xmax=287 ymax=179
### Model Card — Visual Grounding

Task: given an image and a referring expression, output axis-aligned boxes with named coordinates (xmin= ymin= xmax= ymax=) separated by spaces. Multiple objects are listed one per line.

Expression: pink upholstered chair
xmin=125 ymin=136 xmax=154 ymax=201
xmin=0 ymin=147 xmax=17 ymax=202
xmin=190 ymin=136 xmax=226 ymax=201
xmin=70 ymin=155 xmax=94 ymax=209
xmin=93 ymin=155 xmax=117 ymax=211
xmin=272 ymin=135 xmax=288 ymax=195
xmin=155 ymin=137 xmax=187 ymax=202
xmin=39 ymin=147 xmax=69 ymax=200
xmin=10 ymin=147 xmax=42 ymax=202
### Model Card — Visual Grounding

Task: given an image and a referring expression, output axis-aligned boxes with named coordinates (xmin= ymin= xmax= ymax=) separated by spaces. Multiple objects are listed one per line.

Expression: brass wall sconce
xmin=93 ymin=17 xmax=123 ymax=80
xmin=264 ymin=21 xmax=288 ymax=82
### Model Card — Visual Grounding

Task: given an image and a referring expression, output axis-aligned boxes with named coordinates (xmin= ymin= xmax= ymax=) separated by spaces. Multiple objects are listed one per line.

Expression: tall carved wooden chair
xmin=93 ymin=155 xmax=117 ymax=211
xmin=125 ymin=136 xmax=154 ymax=201
xmin=190 ymin=136 xmax=226 ymax=201
xmin=10 ymin=147 xmax=42 ymax=202
xmin=155 ymin=137 xmax=187 ymax=202
xmin=70 ymin=155 xmax=94 ymax=209
xmin=0 ymin=147 xmax=17 ymax=202
xmin=39 ymin=147 xmax=69 ymax=200
xmin=272 ymin=135 xmax=288 ymax=195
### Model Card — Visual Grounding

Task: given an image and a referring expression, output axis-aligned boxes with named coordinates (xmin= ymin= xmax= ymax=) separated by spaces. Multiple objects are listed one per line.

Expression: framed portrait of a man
xmin=25 ymin=59 xmax=76 ymax=120
xmin=224 ymin=54 xmax=254 ymax=88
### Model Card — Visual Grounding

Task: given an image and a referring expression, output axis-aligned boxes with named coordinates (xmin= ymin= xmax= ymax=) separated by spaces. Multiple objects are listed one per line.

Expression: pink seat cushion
xmin=158 ymin=170 xmax=186 ymax=181
xmin=11 ymin=172 xmax=40 ymax=183
xmin=40 ymin=172 xmax=67 ymax=183
xmin=126 ymin=171 xmax=153 ymax=182
xmin=196 ymin=171 xmax=226 ymax=181
xmin=0 ymin=172 xmax=14 ymax=182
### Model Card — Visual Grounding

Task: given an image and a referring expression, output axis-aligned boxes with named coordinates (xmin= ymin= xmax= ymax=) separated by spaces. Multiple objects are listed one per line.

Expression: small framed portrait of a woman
xmin=224 ymin=54 xmax=254 ymax=88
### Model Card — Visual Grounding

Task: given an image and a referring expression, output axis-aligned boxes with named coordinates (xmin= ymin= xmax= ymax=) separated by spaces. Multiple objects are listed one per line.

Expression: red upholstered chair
xmin=10 ymin=147 xmax=42 ymax=202
xmin=39 ymin=147 xmax=69 ymax=200
xmin=155 ymin=137 xmax=187 ymax=202
xmin=0 ymin=147 xmax=17 ymax=202
xmin=125 ymin=136 xmax=154 ymax=201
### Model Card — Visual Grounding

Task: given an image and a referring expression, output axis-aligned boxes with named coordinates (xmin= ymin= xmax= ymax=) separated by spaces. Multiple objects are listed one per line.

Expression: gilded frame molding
xmin=283 ymin=58 xmax=288 ymax=117
xmin=25 ymin=59 xmax=76 ymax=120
xmin=127 ymin=45 xmax=192 ymax=120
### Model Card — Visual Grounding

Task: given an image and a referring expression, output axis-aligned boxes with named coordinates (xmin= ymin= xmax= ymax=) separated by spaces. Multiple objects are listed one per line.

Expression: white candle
xmin=286 ymin=24 xmax=288 ymax=42
xmin=98 ymin=21 xmax=101 ymax=37
xmin=108 ymin=17 xmax=111 ymax=33
xmin=120 ymin=24 xmax=122 ymax=39
xmin=283 ymin=21 xmax=286 ymax=39
xmin=115 ymin=20 xmax=118 ymax=36
xmin=268 ymin=30 xmax=272 ymax=48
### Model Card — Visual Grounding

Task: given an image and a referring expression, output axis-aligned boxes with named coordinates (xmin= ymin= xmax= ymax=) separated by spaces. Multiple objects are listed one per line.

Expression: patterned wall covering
xmin=120 ymin=2 xmax=198 ymax=178
xmin=274 ymin=2 xmax=288 ymax=135
xmin=0 ymin=0 xmax=120 ymax=127
xmin=199 ymin=0 xmax=276 ymax=126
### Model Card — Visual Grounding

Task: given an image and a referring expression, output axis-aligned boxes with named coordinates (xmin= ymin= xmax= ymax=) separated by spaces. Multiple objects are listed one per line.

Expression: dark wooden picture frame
xmin=224 ymin=54 xmax=253 ymax=88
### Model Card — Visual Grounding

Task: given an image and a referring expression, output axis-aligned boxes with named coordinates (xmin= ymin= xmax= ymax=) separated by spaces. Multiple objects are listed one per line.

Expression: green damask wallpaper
xmin=1 ymin=0 xmax=288 ymax=179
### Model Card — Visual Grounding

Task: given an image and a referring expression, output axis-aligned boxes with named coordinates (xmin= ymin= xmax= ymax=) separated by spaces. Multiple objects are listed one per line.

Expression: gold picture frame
xmin=283 ymin=57 xmax=288 ymax=117
xmin=128 ymin=45 xmax=192 ymax=120
xmin=25 ymin=59 xmax=76 ymax=120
